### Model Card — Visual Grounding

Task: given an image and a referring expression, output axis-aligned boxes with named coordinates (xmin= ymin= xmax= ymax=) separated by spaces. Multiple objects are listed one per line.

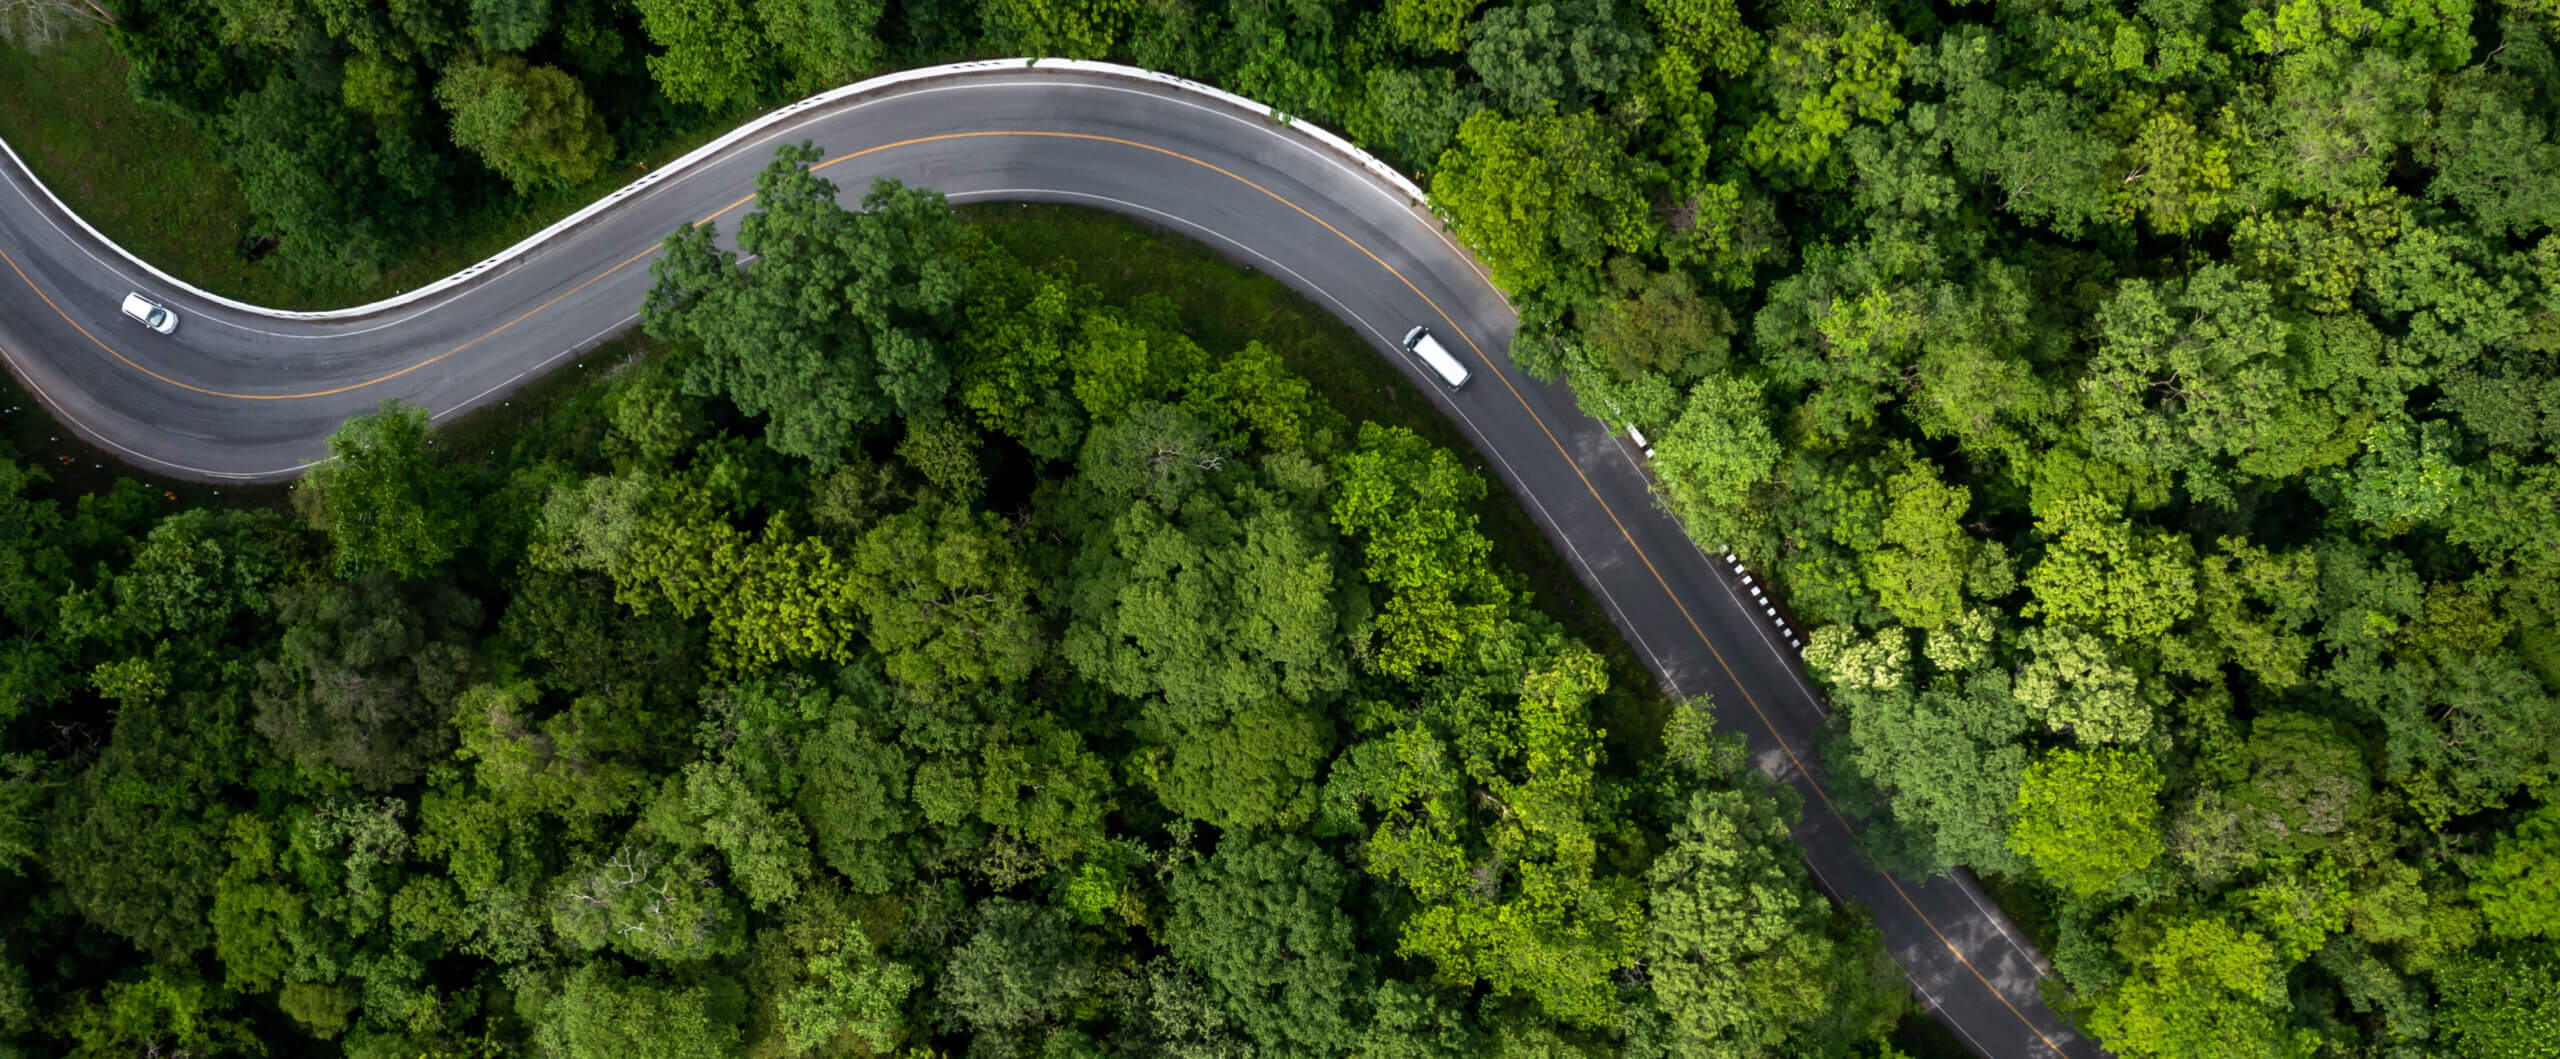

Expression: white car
xmin=120 ymin=292 xmax=178 ymax=334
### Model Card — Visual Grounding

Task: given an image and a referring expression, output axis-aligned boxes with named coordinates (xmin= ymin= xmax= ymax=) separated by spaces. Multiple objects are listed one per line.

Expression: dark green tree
xmin=645 ymin=148 xmax=968 ymax=468
xmin=300 ymin=400 xmax=473 ymax=579
xmin=253 ymin=572 xmax=481 ymax=789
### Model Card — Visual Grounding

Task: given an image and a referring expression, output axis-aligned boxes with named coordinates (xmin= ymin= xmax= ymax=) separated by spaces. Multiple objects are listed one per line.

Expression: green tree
xmin=436 ymin=55 xmax=614 ymax=194
xmin=1642 ymin=0 xmax=1757 ymax=79
xmin=209 ymin=815 xmax=316 ymax=993
xmin=1067 ymin=299 xmax=1209 ymax=422
xmin=846 ymin=499 xmax=1043 ymax=691
xmin=2171 ymin=712 xmax=2371 ymax=884
xmin=1833 ymin=675 xmax=2032 ymax=876
xmin=1151 ymin=699 xmax=1331 ymax=831
xmin=2262 ymin=43 xmax=2429 ymax=205
xmin=1328 ymin=424 xmax=1512 ymax=678
xmin=796 ymin=703 xmax=917 ymax=895
xmin=1643 ymin=783 xmax=1904 ymax=1055
xmin=1865 ymin=454 xmax=1972 ymax=629
xmin=549 ymin=841 xmax=742 ymax=963
xmin=2374 ymin=652 xmax=2560 ymax=825
xmin=645 ymin=150 xmax=967 ymax=468
xmin=1432 ymin=107 xmax=1659 ymax=302
xmin=1650 ymin=374 xmax=1782 ymax=555
xmin=976 ymin=0 xmax=1139 ymax=55
xmin=1465 ymin=0 xmax=1653 ymax=115
xmin=2474 ymin=803 xmax=2560 ymax=940
xmin=630 ymin=0 xmax=774 ymax=107
xmin=896 ymin=415 xmax=988 ymax=502
xmin=2232 ymin=858 xmax=2350 ymax=961
xmin=1928 ymin=42 xmax=2116 ymax=237
xmin=110 ymin=507 xmax=289 ymax=638
xmin=62 ymin=967 xmax=257 ymax=1059
xmin=755 ymin=0 xmax=886 ymax=89
xmin=1344 ymin=641 xmax=1644 ymax=1027
xmin=2008 ymin=746 xmax=2165 ymax=897
xmin=1061 ymin=468 xmax=1357 ymax=740
xmin=1165 ymin=835 xmax=1373 ymax=1054
xmin=467 ymin=0 xmax=548 ymax=49
xmin=46 ymin=677 xmax=265 ymax=961
xmin=1181 ymin=340 xmax=1327 ymax=454
xmin=2100 ymin=95 xmax=2239 ymax=235
xmin=214 ymin=77 xmax=407 ymax=272
xmin=2012 ymin=623 xmax=2151 ymax=744
xmin=1575 ymin=259 xmax=1736 ymax=389
xmin=612 ymin=488 xmax=865 ymax=670
xmin=2168 ymin=537 xmax=2320 ymax=690
xmin=451 ymin=679 xmax=656 ymax=823
xmin=2423 ymin=69 xmax=2560 ymax=239
xmin=976 ymin=713 xmax=1112 ymax=863
xmin=0 ymin=756 xmax=42 ymax=878
xmin=645 ymin=760 xmax=811 ymax=909
xmin=533 ymin=963 xmax=741 ymax=1059
xmin=761 ymin=900 xmax=918 ymax=1053
xmin=940 ymin=899 xmax=1097 ymax=1036
xmin=2025 ymin=493 xmax=2197 ymax=642
xmin=254 ymin=573 xmax=481 ymax=789
xmin=2335 ymin=416 xmax=2464 ymax=532
xmin=1743 ymin=14 xmax=1911 ymax=175
xmin=1387 ymin=0 xmax=1482 ymax=51
xmin=2086 ymin=916 xmax=2315 ymax=1059
xmin=2434 ymin=944 xmax=2560 ymax=1059
xmin=301 ymin=400 xmax=472 ymax=578
xmin=952 ymin=258 xmax=1087 ymax=458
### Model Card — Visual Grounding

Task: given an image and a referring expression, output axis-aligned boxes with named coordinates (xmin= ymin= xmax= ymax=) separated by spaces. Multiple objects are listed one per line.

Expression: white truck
xmin=1401 ymin=326 xmax=1469 ymax=391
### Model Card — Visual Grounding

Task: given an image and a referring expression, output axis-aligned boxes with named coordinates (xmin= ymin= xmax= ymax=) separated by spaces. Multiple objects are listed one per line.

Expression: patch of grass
xmin=0 ymin=33 xmax=267 ymax=299
xmin=967 ymin=203 xmax=1675 ymax=768
xmin=0 ymin=31 xmax=752 ymax=309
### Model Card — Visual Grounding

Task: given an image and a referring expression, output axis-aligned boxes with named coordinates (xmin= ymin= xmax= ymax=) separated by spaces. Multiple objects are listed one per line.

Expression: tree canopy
xmin=0 ymin=187 xmax=1911 ymax=1059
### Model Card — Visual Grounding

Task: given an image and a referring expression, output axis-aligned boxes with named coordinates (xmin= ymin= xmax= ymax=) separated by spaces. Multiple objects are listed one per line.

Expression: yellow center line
xmin=5 ymin=126 xmax=2066 ymax=1055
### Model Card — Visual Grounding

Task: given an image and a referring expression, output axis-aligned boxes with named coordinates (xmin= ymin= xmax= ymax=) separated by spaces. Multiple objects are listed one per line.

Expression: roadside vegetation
xmin=0 ymin=185 xmax=1922 ymax=1056
xmin=0 ymin=28 xmax=752 ymax=308
xmin=0 ymin=32 xmax=266 ymax=297
xmin=2 ymin=0 xmax=2557 ymax=1052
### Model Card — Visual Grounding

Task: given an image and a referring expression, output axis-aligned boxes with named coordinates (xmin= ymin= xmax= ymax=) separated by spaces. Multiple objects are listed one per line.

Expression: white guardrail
xmin=0 ymin=58 xmax=1435 ymax=323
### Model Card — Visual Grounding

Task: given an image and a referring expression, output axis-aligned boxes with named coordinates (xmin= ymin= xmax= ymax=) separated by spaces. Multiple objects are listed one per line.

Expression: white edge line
xmin=0 ymin=337 xmax=307 ymax=480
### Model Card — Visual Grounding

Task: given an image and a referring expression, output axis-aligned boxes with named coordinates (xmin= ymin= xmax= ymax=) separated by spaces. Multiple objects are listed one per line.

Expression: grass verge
xmin=0 ymin=33 xmax=265 ymax=298
xmin=967 ymin=202 xmax=1676 ymax=769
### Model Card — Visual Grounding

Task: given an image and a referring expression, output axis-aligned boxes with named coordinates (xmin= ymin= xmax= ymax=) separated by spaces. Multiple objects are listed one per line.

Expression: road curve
xmin=0 ymin=61 xmax=2100 ymax=1058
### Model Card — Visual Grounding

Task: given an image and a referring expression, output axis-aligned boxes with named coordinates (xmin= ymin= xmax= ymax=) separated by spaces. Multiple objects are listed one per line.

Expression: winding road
xmin=0 ymin=61 xmax=2100 ymax=1058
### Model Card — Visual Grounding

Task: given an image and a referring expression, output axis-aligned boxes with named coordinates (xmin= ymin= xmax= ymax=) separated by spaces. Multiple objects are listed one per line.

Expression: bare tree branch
xmin=0 ymin=0 xmax=114 ymax=51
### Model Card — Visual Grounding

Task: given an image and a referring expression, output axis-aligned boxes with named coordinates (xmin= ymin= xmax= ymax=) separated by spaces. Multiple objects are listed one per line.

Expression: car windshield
xmin=147 ymin=309 xmax=167 ymax=328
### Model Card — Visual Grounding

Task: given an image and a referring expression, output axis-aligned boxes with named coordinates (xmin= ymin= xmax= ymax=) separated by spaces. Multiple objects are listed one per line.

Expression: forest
xmin=0 ymin=166 xmax=1920 ymax=1054
xmin=1 ymin=0 xmax=2558 ymax=1052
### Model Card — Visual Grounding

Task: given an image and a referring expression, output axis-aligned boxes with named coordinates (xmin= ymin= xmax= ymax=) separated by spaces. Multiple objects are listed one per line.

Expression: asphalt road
xmin=0 ymin=64 xmax=2102 ymax=1058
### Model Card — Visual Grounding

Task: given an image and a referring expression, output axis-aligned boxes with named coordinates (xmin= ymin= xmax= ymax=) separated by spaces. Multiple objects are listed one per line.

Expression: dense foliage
xmin=16 ymin=0 xmax=2560 ymax=1050
xmin=1429 ymin=4 xmax=2560 ymax=1059
xmin=0 ymin=166 xmax=1915 ymax=1057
